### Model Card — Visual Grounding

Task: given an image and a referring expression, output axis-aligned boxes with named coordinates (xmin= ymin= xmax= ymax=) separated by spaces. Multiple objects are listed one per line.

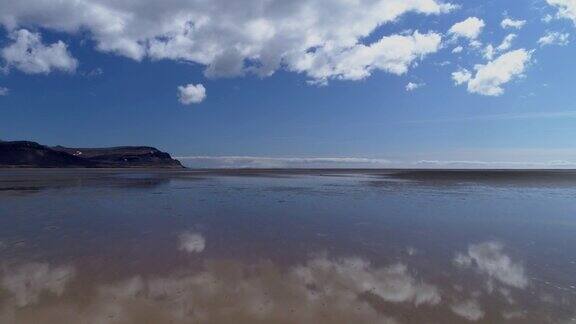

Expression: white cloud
xmin=177 ymin=83 xmax=206 ymax=105
xmin=501 ymin=18 xmax=526 ymax=29
xmin=496 ymin=34 xmax=517 ymax=52
xmin=1 ymin=29 xmax=78 ymax=74
xmin=483 ymin=45 xmax=495 ymax=60
xmin=538 ymin=31 xmax=570 ymax=46
xmin=0 ymin=0 xmax=455 ymax=83
xmin=451 ymin=299 xmax=485 ymax=321
xmin=452 ymin=45 xmax=463 ymax=53
xmin=469 ymin=40 xmax=483 ymax=49
xmin=449 ymin=17 xmax=485 ymax=40
xmin=483 ymin=34 xmax=516 ymax=60
xmin=406 ymin=82 xmax=425 ymax=91
xmin=291 ymin=30 xmax=443 ymax=83
xmin=454 ymin=241 xmax=528 ymax=289
xmin=542 ymin=14 xmax=555 ymax=23
xmin=451 ymin=69 xmax=472 ymax=85
xmin=0 ymin=87 xmax=8 ymax=96
xmin=454 ymin=49 xmax=532 ymax=96
xmin=547 ymin=0 xmax=576 ymax=24
xmin=178 ymin=231 xmax=205 ymax=253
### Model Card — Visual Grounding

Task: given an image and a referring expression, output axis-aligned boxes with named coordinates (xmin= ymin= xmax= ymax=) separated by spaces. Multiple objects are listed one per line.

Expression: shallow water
xmin=0 ymin=169 xmax=575 ymax=323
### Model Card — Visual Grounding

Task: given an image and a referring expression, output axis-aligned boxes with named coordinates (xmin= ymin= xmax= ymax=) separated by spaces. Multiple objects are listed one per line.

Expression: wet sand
xmin=0 ymin=169 xmax=575 ymax=323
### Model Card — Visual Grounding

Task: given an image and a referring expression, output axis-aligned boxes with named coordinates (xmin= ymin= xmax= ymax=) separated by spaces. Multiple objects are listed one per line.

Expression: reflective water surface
xmin=0 ymin=169 xmax=575 ymax=323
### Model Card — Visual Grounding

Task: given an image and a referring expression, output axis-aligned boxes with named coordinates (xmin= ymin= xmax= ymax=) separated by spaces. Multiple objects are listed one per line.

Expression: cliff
xmin=0 ymin=141 xmax=184 ymax=168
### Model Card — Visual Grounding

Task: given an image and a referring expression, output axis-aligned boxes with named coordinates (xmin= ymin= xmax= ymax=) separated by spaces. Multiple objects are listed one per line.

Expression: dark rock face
xmin=0 ymin=141 xmax=183 ymax=168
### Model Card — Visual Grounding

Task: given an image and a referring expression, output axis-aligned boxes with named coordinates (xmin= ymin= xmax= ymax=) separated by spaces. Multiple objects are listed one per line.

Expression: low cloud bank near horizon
xmin=176 ymin=156 xmax=576 ymax=169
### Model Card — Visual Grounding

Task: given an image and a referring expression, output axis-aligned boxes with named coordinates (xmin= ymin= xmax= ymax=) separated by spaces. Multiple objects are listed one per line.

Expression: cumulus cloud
xmin=501 ymin=18 xmax=526 ymax=29
xmin=451 ymin=69 xmax=472 ymax=85
xmin=450 ymin=299 xmax=485 ymax=321
xmin=452 ymin=45 xmax=464 ymax=53
xmin=0 ymin=0 xmax=455 ymax=83
xmin=177 ymin=83 xmax=206 ymax=105
xmin=483 ymin=34 xmax=516 ymax=60
xmin=483 ymin=45 xmax=495 ymax=60
xmin=469 ymin=40 xmax=483 ymax=49
xmin=293 ymin=31 xmax=443 ymax=83
xmin=453 ymin=49 xmax=532 ymax=96
xmin=178 ymin=231 xmax=206 ymax=253
xmin=1 ymin=29 xmax=78 ymax=74
xmin=547 ymin=0 xmax=576 ymax=24
xmin=454 ymin=241 xmax=528 ymax=289
xmin=538 ymin=31 xmax=570 ymax=46
xmin=449 ymin=17 xmax=485 ymax=40
xmin=496 ymin=34 xmax=517 ymax=52
xmin=406 ymin=82 xmax=425 ymax=91
xmin=0 ymin=87 xmax=8 ymax=96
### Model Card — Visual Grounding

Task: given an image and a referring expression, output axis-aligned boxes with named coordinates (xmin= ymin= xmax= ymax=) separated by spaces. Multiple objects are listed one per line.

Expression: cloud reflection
xmin=0 ymin=255 xmax=439 ymax=323
xmin=1 ymin=263 xmax=75 ymax=307
xmin=293 ymin=256 xmax=441 ymax=306
xmin=88 ymin=255 xmax=436 ymax=323
xmin=454 ymin=241 xmax=528 ymax=289
xmin=1 ymin=244 xmax=567 ymax=323
xmin=178 ymin=231 xmax=206 ymax=253
xmin=450 ymin=299 xmax=485 ymax=321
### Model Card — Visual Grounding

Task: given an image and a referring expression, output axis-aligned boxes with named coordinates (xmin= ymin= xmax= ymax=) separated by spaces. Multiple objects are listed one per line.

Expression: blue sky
xmin=0 ymin=0 xmax=575 ymax=168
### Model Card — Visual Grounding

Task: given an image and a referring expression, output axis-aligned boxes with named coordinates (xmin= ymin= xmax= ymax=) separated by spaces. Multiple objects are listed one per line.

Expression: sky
xmin=0 ymin=0 xmax=576 ymax=168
